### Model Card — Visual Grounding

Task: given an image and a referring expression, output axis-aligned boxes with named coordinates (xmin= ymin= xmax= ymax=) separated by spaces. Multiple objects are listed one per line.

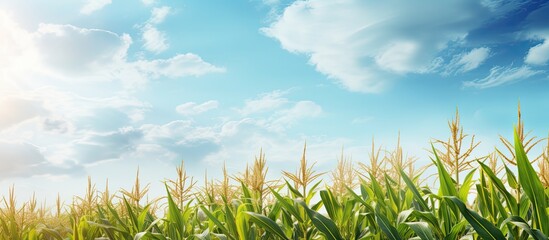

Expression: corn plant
xmin=1 ymin=107 xmax=549 ymax=240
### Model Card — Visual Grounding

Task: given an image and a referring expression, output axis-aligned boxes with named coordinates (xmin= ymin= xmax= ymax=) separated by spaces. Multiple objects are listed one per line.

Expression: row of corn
xmin=1 ymin=108 xmax=549 ymax=239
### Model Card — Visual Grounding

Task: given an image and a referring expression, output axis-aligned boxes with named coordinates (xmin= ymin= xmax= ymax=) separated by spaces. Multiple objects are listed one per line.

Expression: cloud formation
xmin=141 ymin=6 xmax=171 ymax=53
xmin=0 ymin=11 xmax=225 ymax=179
xmin=136 ymin=54 xmax=226 ymax=78
xmin=0 ymin=141 xmax=78 ymax=180
xmin=35 ymin=24 xmax=131 ymax=78
xmin=525 ymin=36 xmax=549 ymax=65
xmin=0 ymin=12 xmax=224 ymax=88
xmin=264 ymin=0 xmax=548 ymax=92
xmin=80 ymin=0 xmax=112 ymax=15
xmin=463 ymin=65 xmax=542 ymax=89
xmin=444 ymin=47 xmax=491 ymax=75
xmin=176 ymin=100 xmax=219 ymax=115
xmin=263 ymin=0 xmax=492 ymax=92
xmin=239 ymin=90 xmax=289 ymax=115
xmin=141 ymin=0 xmax=157 ymax=6
xmin=0 ymin=97 xmax=46 ymax=131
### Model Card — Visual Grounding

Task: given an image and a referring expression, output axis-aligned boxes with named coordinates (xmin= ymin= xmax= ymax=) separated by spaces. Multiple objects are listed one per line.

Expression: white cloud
xmin=525 ymin=37 xmax=549 ymax=65
xmin=0 ymin=13 xmax=224 ymax=87
xmin=142 ymin=0 xmax=157 ymax=5
xmin=236 ymin=90 xmax=322 ymax=132
xmin=142 ymin=25 xmax=169 ymax=53
xmin=80 ymin=0 xmax=112 ymax=15
xmin=268 ymin=101 xmax=322 ymax=132
xmin=459 ymin=48 xmax=491 ymax=71
xmin=69 ymin=127 xmax=143 ymax=165
xmin=0 ymin=11 xmax=39 ymax=81
xmin=239 ymin=90 xmax=289 ymax=115
xmin=263 ymin=0 xmax=496 ymax=92
xmin=61 ymin=93 xmax=323 ymax=166
xmin=35 ymin=24 xmax=131 ymax=79
xmin=0 ymin=141 xmax=76 ymax=179
xmin=463 ymin=65 xmax=542 ymax=89
xmin=136 ymin=53 xmax=226 ymax=78
xmin=42 ymin=118 xmax=70 ymax=134
xmin=176 ymin=100 xmax=219 ymax=115
xmin=0 ymin=10 xmax=227 ymax=181
xmin=0 ymin=97 xmax=46 ymax=131
xmin=149 ymin=6 xmax=171 ymax=25
xmin=140 ymin=6 xmax=172 ymax=53
xmin=445 ymin=47 xmax=491 ymax=74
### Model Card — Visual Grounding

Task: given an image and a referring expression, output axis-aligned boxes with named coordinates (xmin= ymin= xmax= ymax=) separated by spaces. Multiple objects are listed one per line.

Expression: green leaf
xmin=165 ymin=185 xmax=185 ymax=237
xmin=411 ymin=211 xmax=443 ymax=237
xmin=235 ymin=205 xmax=250 ymax=240
xmin=296 ymin=199 xmax=343 ymax=240
xmin=246 ymin=212 xmax=289 ymax=240
xmin=199 ymin=206 xmax=235 ymax=240
xmin=505 ymin=165 xmax=518 ymax=189
xmin=458 ymin=169 xmax=476 ymax=202
xmin=444 ymin=196 xmax=505 ymax=240
xmin=400 ymin=170 xmax=429 ymax=211
xmin=405 ymin=222 xmax=435 ymax=240
xmin=477 ymin=161 xmax=518 ymax=216
xmin=37 ymin=227 xmax=64 ymax=240
xmin=431 ymin=145 xmax=458 ymax=197
xmin=122 ymin=197 xmax=140 ymax=233
xmin=502 ymin=216 xmax=548 ymax=240
xmin=514 ymin=127 xmax=549 ymax=235
xmin=375 ymin=210 xmax=402 ymax=240
xmin=319 ymin=189 xmax=340 ymax=222
xmin=269 ymin=187 xmax=304 ymax=223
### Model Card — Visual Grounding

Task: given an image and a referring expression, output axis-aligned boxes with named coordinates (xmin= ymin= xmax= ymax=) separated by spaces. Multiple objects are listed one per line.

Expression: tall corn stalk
xmin=434 ymin=108 xmax=480 ymax=191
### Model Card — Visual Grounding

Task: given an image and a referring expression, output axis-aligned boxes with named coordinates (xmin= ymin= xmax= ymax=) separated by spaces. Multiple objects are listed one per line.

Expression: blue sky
xmin=1 ymin=0 xmax=549 ymax=201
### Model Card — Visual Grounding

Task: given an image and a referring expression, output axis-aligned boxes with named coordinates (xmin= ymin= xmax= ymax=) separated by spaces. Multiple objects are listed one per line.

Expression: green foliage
xmin=2 ymin=122 xmax=549 ymax=240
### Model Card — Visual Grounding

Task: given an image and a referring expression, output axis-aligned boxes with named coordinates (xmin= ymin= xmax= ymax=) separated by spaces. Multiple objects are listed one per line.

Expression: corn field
xmin=2 ymin=108 xmax=549 ymax=240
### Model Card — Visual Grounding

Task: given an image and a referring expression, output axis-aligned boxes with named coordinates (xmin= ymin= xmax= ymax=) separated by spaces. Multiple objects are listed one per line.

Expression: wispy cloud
xmin=444 ymin=47 xmax=491 ymax=75
xmin=463 ymin=65 xmax=542 ymax=89
xmin=239 ymin=90 xmax=289 ymax=115
xmin=135 ymin=53 xmax=226 ymax=78
xmin=149 ymin=6 xmax=171 ymax=24
xmin=34 ymin=24 xmax=131 ymax=79
xmin=142 ymin=27 xmax=169 ymax=53
xmin=263 ymin=1 xmax=544 ymax=93
xmin=176 ymin=100 xmax=219 ymax=115
xmin=141 ymin=0 xmax=157 ymax=6
xmin=80 ymin=0 xmax=112 ymax=15
xmin=525 ymin=36 xmax=549 ymax=65
xmin=141 ymin=6 xmax=172 ymax=53
xmin=0 ymin=97 xmax=46 ymax=131
xmin=0 ymin=141 xmax=79 ymax=179
xmin=268 ymin=100 xmax=322 ymax=132
xmin=263 ymin=0 xmax=501 ymax=93
xmin=1 ymin=13 xmax=224 ymax=88
xmin=0 ymin=12 xmax=227 ymax=179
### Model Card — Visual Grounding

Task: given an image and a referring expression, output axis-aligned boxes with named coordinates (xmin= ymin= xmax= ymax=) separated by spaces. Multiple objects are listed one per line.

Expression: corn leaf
xmin=444 ymin=196 xmax=505 ymax=240
xmin=375 ymin=210 xmax=402 ymax=240
xmin=514 ymin=128 xmax=549 ymax=235
xmin=405 ymin=222 xmax=435 ymax=240
xmin=502 ymin=216 xmax=548 ymax=240
xmin=477 ymin=161 xmax=518 ymax=216
xmin=431 ymin=145 xmax=458 ymax=197
xmin=246 ymin=212 xmax=289 ymax=240
xmin=296 ymin=199 xmax=343 ymax=240
xmin=400 ymin=170 xmax=429 ymax=211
